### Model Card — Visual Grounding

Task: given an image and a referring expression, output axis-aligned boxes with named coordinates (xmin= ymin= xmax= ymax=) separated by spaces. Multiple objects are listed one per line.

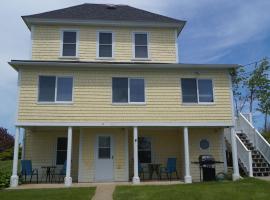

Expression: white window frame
xmin=132 ymin=32 xmax=150 ymax=60
xmin=96 ymin=31 xmax=114 ymax=59
xmin=60 ymin=29 xmax=79 ymax=58
xmin=37 ymin=75 xmax=74 ymax=104
xmin=181 ymin=78 xmax=214 ymax=105
xmin=112 ymin=77 xmax=146 ymax=105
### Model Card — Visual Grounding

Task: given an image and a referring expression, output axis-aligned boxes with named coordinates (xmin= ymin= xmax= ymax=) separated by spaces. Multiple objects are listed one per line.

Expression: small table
xmin=41 ymin=166 xmax=56 ymax=183
xmin=148 ymin=163 xmax=161 ymax=180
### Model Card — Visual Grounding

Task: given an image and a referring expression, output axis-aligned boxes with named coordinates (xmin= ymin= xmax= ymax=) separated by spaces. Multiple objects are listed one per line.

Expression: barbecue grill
xmin=192 ymin=155 xmax=224 ymax=181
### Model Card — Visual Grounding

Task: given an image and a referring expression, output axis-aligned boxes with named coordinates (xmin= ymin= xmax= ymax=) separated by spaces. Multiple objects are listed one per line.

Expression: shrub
xmin=0 ymin=171 xmax=11 ymax=189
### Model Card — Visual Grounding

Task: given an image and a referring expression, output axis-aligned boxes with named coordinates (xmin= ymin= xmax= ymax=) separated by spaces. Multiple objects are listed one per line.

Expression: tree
xmin=0 ymin=127 xmax=14 ymax=152
xmin=230 ymin=66 xmax=247 ymax=115
xmin=256 ymin=59 xmax=270 ymax=131
xmin=247 ymin=58 xmax=270 ymax=115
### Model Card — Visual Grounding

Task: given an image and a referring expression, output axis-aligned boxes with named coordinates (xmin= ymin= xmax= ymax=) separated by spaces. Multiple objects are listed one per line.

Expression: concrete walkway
xmin=92 ymin=184 xmax=116 ymax=200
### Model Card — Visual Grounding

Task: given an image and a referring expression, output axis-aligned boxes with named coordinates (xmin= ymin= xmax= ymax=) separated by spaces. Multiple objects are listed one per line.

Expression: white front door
xmin=95 ymin=135 xmax=114 ymax=181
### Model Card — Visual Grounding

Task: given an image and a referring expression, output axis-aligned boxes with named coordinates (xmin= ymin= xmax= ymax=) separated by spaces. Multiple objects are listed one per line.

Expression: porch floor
xmin=8 ymin=180 xmax=184 ymax=190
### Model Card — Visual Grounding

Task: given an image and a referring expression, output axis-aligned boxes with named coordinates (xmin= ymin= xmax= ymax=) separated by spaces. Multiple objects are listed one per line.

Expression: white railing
xmin=237 ymin=113 xmax=270 ymax=165
xmin=236 ymin=135 xmax=253 ymax=177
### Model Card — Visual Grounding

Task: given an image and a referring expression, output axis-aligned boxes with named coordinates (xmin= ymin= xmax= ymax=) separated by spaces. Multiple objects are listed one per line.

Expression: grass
xmin=0 ymin=187 xmax=95 ymax=200
xmin=114 ymin=178 xmax=270 ymax=200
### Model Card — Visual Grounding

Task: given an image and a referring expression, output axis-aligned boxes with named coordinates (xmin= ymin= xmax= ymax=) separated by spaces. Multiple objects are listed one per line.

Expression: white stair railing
xmin=224 ymin=128 xmax=253 ymax=177
xmin=236 ymin=135 xmax=253 ymax=177
xmin=237 ymin=113 xmax=270 ymax=165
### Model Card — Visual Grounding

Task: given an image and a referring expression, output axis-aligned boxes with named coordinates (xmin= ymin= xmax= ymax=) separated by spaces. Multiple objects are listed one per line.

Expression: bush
xmin=0 ymin=171 xmax=11 ymax=189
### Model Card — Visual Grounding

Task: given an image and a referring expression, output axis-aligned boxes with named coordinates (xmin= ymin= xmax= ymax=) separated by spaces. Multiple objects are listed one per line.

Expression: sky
xmin=1 ymin=0 xmax=270 ymax=135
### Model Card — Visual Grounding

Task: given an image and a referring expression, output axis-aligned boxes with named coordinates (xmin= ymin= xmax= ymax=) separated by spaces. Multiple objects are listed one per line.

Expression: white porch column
xmin=132 ymin=126 xmax=140 ymax=184
xmin=183 ymin=127 xmax=192 ymax=183
xmin=10 ymin=126 xmax=20 ymax=187
xmin=64 ymin=126 xmax=73 ymax=187
xmin=230 ymin=127 xmax=240 ymax=181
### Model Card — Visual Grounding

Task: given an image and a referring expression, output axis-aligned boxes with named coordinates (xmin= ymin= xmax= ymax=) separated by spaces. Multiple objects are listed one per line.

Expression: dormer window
xmin=61 ymin=30 xmax=78 ymax=57
xmin=97 ymin=32 xmax=113 ymax=58
xmin=133 ymin=32 xmax=149 ymax=59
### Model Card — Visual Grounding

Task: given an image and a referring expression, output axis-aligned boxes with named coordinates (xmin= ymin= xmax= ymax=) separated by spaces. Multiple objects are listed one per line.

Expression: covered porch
xmin=10 ymin=125 xmax=240 ymax=187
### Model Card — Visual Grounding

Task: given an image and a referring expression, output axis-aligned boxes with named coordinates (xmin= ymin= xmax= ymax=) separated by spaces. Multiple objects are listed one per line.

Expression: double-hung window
xmin=181 ymin=78 xmax=214 ymax=103
xmin=138 ymin=137 xmax=151 ymax=163
xmin=133 ymin=33 xmax=148 ymax=59
xmin=112 ymin=77 xmax=145 ymax=103
xmin=38 ymin=76 xmax=73 ymax=103
xmin=56 ymin=137 xmax=67 ymax=165
xmin=98 ymin=32 xmax=113 ymax=58
xmin=61 ymin=31 xmax=78 ymax=57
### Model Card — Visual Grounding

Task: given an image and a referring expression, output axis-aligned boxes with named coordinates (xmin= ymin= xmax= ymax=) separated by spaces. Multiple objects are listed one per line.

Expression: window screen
xmin=134 ymin=33 xmax=148 ymax=58
xmin=99 ymin=32 xmax=112 ymax=57
xmin=62 ymin=31 xmax=77 ymax=56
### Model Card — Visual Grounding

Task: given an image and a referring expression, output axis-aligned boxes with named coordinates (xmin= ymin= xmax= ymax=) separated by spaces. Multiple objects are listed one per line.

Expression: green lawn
xmin=114 ymin=178 xmax=270 ymax=200
xmin=0 ymin=187 xmax=95 ymax=200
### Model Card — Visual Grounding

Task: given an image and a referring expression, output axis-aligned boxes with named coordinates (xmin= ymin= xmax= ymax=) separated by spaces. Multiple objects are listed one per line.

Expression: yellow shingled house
xmin=9 ymin=3 xmax=246 ymax=187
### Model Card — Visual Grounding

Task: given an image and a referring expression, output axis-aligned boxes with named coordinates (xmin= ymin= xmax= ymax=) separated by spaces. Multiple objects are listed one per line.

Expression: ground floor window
xmin=138 ymin=137 xmax=151 ymax=163
xmin=56 ymin=137 xmax=67 ymax=165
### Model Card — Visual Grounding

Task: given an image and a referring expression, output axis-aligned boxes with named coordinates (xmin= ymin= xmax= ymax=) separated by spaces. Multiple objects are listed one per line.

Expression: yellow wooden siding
xmin=18 ymin=67 xmax=233 ymax=124
xmin=32 ymin=25 xmax=177 ymax=63
xmin=24 ymin=127 xmax=79 ymax=181
xmin=189 ymin=128 xmax=225 ymax=182
xmin=78 ymin=128 xmax=127 ymax=182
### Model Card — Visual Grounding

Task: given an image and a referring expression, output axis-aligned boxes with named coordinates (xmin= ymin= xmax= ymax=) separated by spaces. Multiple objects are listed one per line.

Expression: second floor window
xmin=181 ymin=78 xmax=214 ymax=103
xmin=38 ymin=76 xmax=73 ymax=102
xmin=112 ymin=77 xmax=145 ymax=103
xmin=133 ymin=33 xmax=148 ymax=59
xmin=98 ymin=32 xmax=113 ymax=58
xmin=62 ymin=31 xmax=77 ymax=57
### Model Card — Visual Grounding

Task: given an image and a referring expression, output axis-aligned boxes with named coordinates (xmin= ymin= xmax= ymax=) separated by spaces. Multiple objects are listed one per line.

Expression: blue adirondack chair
xmin=159 ymin=158 xmax=179 ymax=180
xmin=21 ymin=160 xmax=39 ymax=183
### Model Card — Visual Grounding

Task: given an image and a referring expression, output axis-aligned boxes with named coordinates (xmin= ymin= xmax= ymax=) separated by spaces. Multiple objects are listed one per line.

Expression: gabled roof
xmin=22 ymin=3 xmax=186 ymax=33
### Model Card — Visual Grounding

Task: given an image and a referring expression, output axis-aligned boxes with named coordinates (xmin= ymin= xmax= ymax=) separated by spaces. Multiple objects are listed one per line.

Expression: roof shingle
xmin=22 ymin=3 xmax=185 ymax=24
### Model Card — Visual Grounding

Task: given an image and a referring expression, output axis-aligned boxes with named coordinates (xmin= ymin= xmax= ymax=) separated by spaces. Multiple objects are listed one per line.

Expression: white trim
xmin=132 ymin=32 xmax=150 ymax=60
xmin=24 ymin=18 xmax=185 ymax=33
xmin=175 ymin=29 xmax=179 ymax=63
xmin=15 ymin=121 xmax=233 ymax=127
xmin=96 ymin=30 xmax=114 ymax=59
xmin=37 ymin=75 xmax=74 ymax=104
xmin=132 ymin=126 xmax=140 ymax=184
xmin=10 ymin=127 xmax=20 ymax=187
xmin=65 ymin=126 xmax=73 ymax=186
xmin=112 ymin=77 xmax=146 ymax=104
xmin=78 ymin=128 xmax=83 ymax=182
xmin=183 ymin=127 xmax=192 ymax=183
xmin=60 ymin=29 xmax=79 ymax=58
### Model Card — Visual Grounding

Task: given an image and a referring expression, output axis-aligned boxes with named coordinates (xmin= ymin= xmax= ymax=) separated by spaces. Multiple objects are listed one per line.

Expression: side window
xmin=56 ymin=137 xmax=67 ymax=165
xmin=62 ymin=31 xmax=77 ymax=57
xmin=38 ymin=76 xmax=73 ymax=102
xmin=181 ymin=78 xmax=214 ymax=103
xmin=98 ymin=32 xmax=113 ymax=58
xmin=134 ymin=33 xmax=148 ymax=59
xmin=138 ymin=137 xmax=151 ymax=163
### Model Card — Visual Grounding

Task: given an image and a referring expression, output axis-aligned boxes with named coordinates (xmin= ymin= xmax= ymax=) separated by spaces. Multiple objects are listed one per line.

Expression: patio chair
xmin=138 ymin=162 xmax=146 ymax=179
xmin=52 ymin=161 xmax=66 ymax=183
xmin=159 ymin=158 xmax=179 ymax=180
xmin=20 ymin=160 xmax=39 ymax=183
